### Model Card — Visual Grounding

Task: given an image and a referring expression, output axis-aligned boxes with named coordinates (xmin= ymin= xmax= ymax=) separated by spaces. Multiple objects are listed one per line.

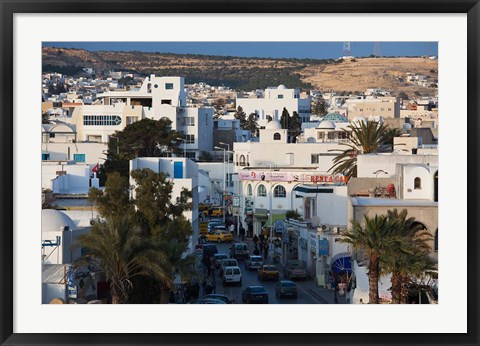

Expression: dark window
xmin=239 ymin=155 xmax=246 ymax=167
xmin=165 ymin=83 xmax=174 ymax=90
xmin=42 ymin=153 xmax=50 ymax=161
xmin=434 ymin=230 xmax=438 ymax=251
xmin=49 ymin=133 xmax=55 ymax=138
xmin=414 ymin=177 xmax=421 ymax=189
xmin=273 ymin=132 xmax=281 ymax=140
xmin=274 ymin=185 xmax=286 ymax=198
xmin=161 ymin=99 xmax=172 ymax=105
xmin=257 ymin=184 xmax=266 ymax=197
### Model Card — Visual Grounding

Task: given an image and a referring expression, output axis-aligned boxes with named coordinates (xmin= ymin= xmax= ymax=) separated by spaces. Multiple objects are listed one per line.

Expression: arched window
xmin=239 ymin=155 xmax=246 ymax=166
xmin=257 ymin=184 xmax=266 ymax=197
xmin=273 ymin=132 xmax=281 ymax=140
xmin=274 ymin=185 xmax=286 ymax=198
xmin=247 ymin=184 xmax=252 ymax=196
xmin=434 ymin=230 xmax=438 ymax=252
xmin=414 ymin=177 xmax=422 ymax=189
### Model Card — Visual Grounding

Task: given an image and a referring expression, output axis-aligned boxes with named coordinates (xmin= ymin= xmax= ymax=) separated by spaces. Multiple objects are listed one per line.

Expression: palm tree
xmin=341 ymin=214 xmax=394 ymax=304
xmin=75 ymin=216 xmax=170 ymax=304
xmin=329 ymin=120 xmax=392 ymax=179
xmin=384 ymin=209 xmax=434 ymax=304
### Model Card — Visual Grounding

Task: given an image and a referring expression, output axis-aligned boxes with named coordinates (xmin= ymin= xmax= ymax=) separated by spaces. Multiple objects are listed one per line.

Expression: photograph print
xmin=40 ymin=41 xmax=439 ymax=305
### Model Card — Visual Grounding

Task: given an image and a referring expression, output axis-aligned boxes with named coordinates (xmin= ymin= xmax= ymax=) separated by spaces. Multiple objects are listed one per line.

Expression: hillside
xmin=42 ymin=47 xmax=438 ymax=97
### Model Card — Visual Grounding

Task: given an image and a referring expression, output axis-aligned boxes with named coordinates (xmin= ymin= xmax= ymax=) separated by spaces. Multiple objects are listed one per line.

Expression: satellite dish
xmin=311 ymin=216 xmax=320 ymax=227
xmin=321 ymin=224 xmax=327 ymax=230
xmin=307 ymin=137 xmax=316 ymax=143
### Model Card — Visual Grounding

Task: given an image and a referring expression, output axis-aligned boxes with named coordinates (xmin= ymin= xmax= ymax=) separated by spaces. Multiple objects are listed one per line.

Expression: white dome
xmin=277 ymin=84 xmax=287 ymax=89
xmin=42 ymin=209 xmax=77 ymax=233
xmin=352 ymin=116 xmax=367 ymax=123
xmin=316 ymin=120 xmax=335 ymax=130
xmin=265 ymin=120 xmax=282 ymax=130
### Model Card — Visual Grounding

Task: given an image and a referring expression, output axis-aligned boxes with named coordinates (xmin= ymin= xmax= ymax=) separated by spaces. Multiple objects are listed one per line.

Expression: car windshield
xmin=250 ymin=287 xmax=266 ymax=293
xmin=215 ymin=255 xmax=227 ymax=260
xmin=282 ymin=282 xmax=296 ymax=287
xmin=264 ymin=266 xmax=276 ymax=271
xmin=223 ymin=260 xmax=237 ymax=266
xmin=233 ymin=269 xmax=240 ymax=275
xmin=251 ymin=256 xmax=262 ymax=261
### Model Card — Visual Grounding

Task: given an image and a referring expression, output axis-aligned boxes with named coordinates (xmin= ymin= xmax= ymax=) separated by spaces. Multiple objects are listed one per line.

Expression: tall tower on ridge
xmin=342 ymin=42 xmax=351 ymax=57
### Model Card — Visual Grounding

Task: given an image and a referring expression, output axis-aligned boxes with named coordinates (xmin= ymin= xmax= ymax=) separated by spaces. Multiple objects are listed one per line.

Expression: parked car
xmin=245 ymin=255 xmax=264 ymax=270
xmin=220 ymin=258 xmax=238 ymax=276
xmin=213 ymin=254 xmax=228 ymax=268
xmin=200 ymin=294 xmax=232 ymax=304
xmin=275 ymin=280 xmax=298 ymax=298
xmin=258 ymin=265 xmax=280 ymax=281
xmin=207 ymin=221 xmax=223 ymax=233
xmin=284 ymin=260 xmax=307 ymax=280
xmin=230 ymin=243 xmax=249 ymax=260
xmin=222 ymin=266 xmax=242 ymax=287
xmin=206 ymin=229 xmax=234 ymax=243
xmin=242 ymin=286 xmax=268 ymax=304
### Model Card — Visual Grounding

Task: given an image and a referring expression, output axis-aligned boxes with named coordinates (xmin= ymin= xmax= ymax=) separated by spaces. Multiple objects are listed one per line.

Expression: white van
xmin=222 ymin=266 xmax=242 ymax=287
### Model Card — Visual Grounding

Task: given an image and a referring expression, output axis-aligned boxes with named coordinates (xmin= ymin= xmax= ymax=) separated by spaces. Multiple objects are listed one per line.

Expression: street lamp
xmin=214 ymin=146 xmax=226 ymax=223
xmin=176 ymin=137 xmax=186 ymax=158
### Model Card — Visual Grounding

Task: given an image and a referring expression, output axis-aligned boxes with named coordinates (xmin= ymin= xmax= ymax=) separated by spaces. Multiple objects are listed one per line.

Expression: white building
xmin=42 ymin=209 xmax=102 ymax=304
xmin=236 ymin=85 xmax=311 ymax=127
xmin=129 ymin=157 xmax=200 ymax=253
xmin=66 ymin=76 xmax=214 ymax=159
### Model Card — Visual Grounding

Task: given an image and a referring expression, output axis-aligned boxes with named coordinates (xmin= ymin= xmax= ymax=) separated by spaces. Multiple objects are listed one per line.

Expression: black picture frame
xmin=1 ymin=1 xmax=479 ymax=345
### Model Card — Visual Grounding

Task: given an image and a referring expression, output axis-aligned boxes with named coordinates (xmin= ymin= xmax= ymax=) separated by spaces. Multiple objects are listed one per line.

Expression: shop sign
xmin=239 ymin=171 xmax=348 ymax=184
xmin=232 ymin=196 xmax=240 ymax=207
xmin=318 ymin=238 xmax=329 ymax=256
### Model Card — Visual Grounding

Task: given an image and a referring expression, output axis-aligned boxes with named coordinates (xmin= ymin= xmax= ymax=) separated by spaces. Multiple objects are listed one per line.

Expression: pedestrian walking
xmin=263 ymin=243 xmax=268 ymax=260
xmin=239 ymin=224 xmax=245 ymax=241
xmin=253 ymin=246 xmax=260 ymax=256
xmin=253 ymin=234 xmax=258 ymax=246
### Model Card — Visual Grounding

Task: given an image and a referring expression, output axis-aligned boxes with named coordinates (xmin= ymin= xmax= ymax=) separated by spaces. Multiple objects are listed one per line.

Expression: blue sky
xmin=43 ymin=42 xmax=437 ymax=59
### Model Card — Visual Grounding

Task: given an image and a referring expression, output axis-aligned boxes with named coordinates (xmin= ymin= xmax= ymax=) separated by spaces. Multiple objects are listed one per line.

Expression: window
xmin=83 ymin=115 xmax=122 ymax=126
xmin=239 ymin=155 xmax=246 ymax=167
xmin=165 ymin=83 xmax=174 ymax=90
xmin=311 ymin=154 xmax=319 ymax=164
xmin=126 ymin=116 xmax=138 ymax=125
xmin=274 ymin=185 xmax=286 ymax=198
xmin=317 ymin=132 xmax=325 ymax=140
xmin=154 ymin=84 xmax=158 ymax=88
xmin=278 ymin=95 xmax=284 ymax=99
xmin=185 ymin=117 xmax=195 ymax=126
xmin=49 ymin=133 xmax=55 ymax=138
xmin=247 ymin=184 xmax=252 ymax=196
xmin=161 ymin=99 xmax=172 ymax=105
xmin=42 ymin=153 xmax=50 ymax=161
xmin=273 ymin=132 xmax=281 ymax=140
xmin=73 ymin=154 xmax=85 ymax=162
xmin=434 ymin=230 xmax=438 ymax=252
xmin=414 ymin=177 xmax=422 ymax=189
xmin=184 ymin=134 xmax=195 ymax=144
xmin=257 ymin=184 xmax=266 ymax=197
xmin=338 ymin=132 xmax=349 ymax=140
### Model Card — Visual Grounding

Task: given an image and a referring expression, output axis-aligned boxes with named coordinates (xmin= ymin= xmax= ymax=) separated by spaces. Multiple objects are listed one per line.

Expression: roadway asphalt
xmin=198 ymin=240 xmax=325 ymax=304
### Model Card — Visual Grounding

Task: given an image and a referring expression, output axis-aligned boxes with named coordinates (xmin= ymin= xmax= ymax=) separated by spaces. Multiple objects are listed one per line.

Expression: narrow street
xmin=198 ymin=240 xmax=324 ymax=304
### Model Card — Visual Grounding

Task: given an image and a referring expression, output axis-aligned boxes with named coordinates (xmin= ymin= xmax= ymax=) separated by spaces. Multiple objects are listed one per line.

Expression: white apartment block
xmin=66 ymin=76 xmax=214 ymax=160
xmin=236 ymin=85 xmax=311 ymax=127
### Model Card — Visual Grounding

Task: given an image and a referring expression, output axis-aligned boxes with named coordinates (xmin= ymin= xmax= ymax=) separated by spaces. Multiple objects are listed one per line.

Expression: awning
xmin=330 ymin=252 xmax=352 ymax=273
xmin=293 ymin=185 xmax=334 ymax=196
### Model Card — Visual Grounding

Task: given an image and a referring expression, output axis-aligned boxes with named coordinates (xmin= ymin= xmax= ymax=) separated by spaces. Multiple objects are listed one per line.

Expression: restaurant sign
xmin=238 ymin=171 xmax=348 ymax=184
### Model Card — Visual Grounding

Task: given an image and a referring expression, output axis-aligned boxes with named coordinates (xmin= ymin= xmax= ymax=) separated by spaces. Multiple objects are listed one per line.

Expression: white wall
xmin=42 ymin=163 xmax=91 ymax=193
xmin=356 ymin=153 xmax=438 ymax=178
xmin=42 ymin=142 xmax=108 ymax=165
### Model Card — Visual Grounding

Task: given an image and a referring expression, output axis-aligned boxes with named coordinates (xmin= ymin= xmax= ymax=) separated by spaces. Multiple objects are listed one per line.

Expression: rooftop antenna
xmin=342 ymin=42 xmax=351 ymax=57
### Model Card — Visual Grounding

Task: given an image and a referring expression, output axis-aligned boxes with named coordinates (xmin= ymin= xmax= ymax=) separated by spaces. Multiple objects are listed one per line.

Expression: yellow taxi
xmin=206 ymin=227 xmax=234 ymax=243
xmin=258 ymin=265 xmax=280 ymax=281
